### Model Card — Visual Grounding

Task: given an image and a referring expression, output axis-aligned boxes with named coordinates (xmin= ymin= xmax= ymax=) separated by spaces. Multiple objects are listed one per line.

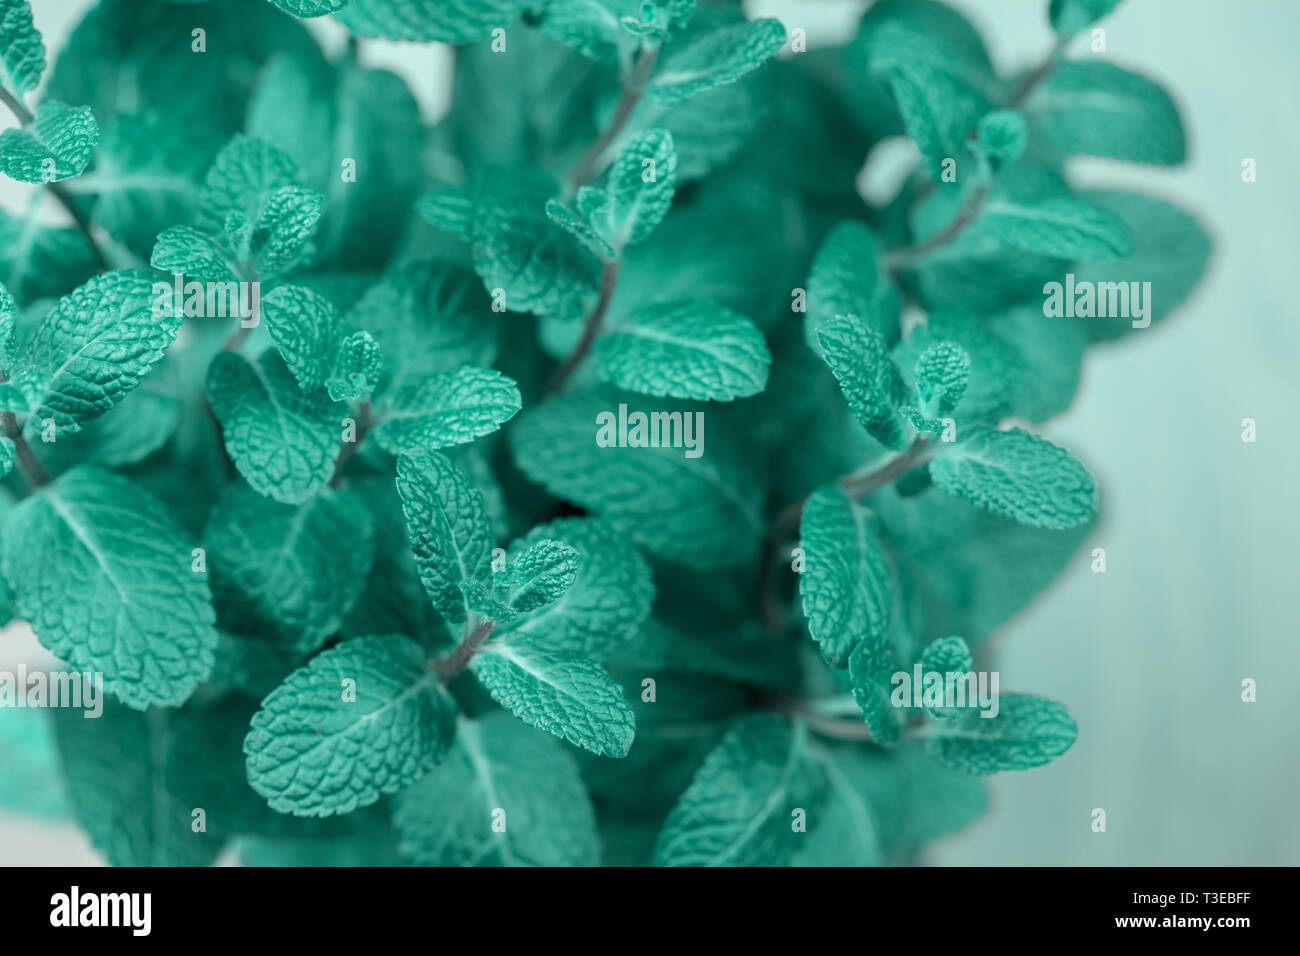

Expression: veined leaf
xmin=799 ymin=482 xmax=893 ymax=669
xmin=335 ymin=0 xmax=532 ymax=43
xmin=0 ymin=100 xmax=98 ymax=183
xmin=915 ymin=342 xmax=970 ymax=417
xmin=817 ymin=314 xmax=907 ymax=450
xmin=12 ymin=270 xmax=180 ymax=437
xmin=244 ymin=633 xmax=458 ymax=817
xmin=1 ymin=466 xmax=218 ymax=709
xmin=654 ymin=714 xmax=826 ymax=866
xmin=0 ymin=0 xmax=45 ymax=97
xmin=471 ymin=642 xmax=636 ymax=757
xmin=930 ymin=426 xmax=1097 ymax=530
xmin=977 ymin=193 xmax=1132 ymax=260
xmin=594 ymin=299 xmax=770 ymax=401
xmin=925 ymin=693 xmax=1078 ymax=773
xmin=392 ymin=712 xmax=599 ymax=866
xmin=648 ymin=17 xmax=786 ymax=105
xmin=206 ymin=349 xmax=344 ymax=505
xmin=261 ymin=284 xmax=341 ymax=393
xmin=150 ymin=226 xmax=240 ymax=283
xmin=592 ymin=128 xmax=677 ymax=249
xmin=805 ymin=220 xmax=900 ymax=351
xmin=849 ymin=637 xmax=905 ymax=744
xmin=250 ymin=184 xmax=322 ymax=278
xmin=1049 ymin=0 xmax=1123 ymax=37
xmin=505 ymin=539 xmax=582 ymax=614
xmin=371 ymin=366 xmax=521 ymax=455
xmin=197 ymin=134 xmax=301 ymax=234
xmin=395 ymin=450 xmax=493 ymax=625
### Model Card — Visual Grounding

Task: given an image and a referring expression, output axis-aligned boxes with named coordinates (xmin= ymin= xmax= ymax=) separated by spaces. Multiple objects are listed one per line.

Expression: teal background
xmin=2 ymin=0 xmax=1297 ymax=865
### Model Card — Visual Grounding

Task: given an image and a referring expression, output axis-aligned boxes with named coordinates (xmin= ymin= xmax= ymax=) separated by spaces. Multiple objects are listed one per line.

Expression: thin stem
xmin=566 ymin=45 xmax=660 ymax=191
xmin=546 ymin=257 xmax=619 ymax=396
xmin=0 ymin=87 xmax=110 ymax=273
xmin=434 ymin=618 xmax=496 ymax=678
xmin=221 ymin=277 xmax=260 ymax=351
xmin=330 ymin=398 xmax=373 ymax=486
xmin=0 ymin=374 xmax=50 ymax=489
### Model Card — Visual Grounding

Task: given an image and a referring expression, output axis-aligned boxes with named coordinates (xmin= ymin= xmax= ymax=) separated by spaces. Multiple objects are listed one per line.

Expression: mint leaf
xmin=0 ymin=100 xmax=98 ymax=183
xmin=817 ymin=314 xmax=907 ymax=450
xmin=2 ymin=466 xmax=218 ymax=709
xmin=974 ymin=109 xmax=1027 ymax=167
xmin=244 ymin=633 xmax=458 ymax=817
xmin=805 ymin=220 xmax=899 ymax=351
xmin=920 ymin=635 xmax=975 ymax=719
xmin=0 ymin=279 xmax=16 ymax=367
xmin=506 ymin=539 xmax=582 ymax=614
xmin=326 ymin=330 xmax=381 ymax=401
xmin=0 ymin=0 xmax=45 ymax=97
xmin=38 ymin=381 xmax=182 ymax=472
xmin=534 ymin=0 xmax=640 ymax=63
xmin=1049 ymin=0 xmax=1122 ymax=36
xmin=794 ymin=746 xmax=886 ymax=866
xmin=335 ymin=0 xmax=531 ymax=43
xmin=798 ymin=482 xmax=893 ymax=669
xmin=595 ymin=299 xmax=770 ymax=401
xmin=1027 ymin=60 xmax=1186 ymax=165
xmin=204 ymin=482 xmax=375 ymax=656
xmin=392 ymin=712 xmax=599 ymax=866
xmin=250 ymin=184 xmax=322 ymax=278
xmin=371 ymin=366 xmax=521 ymax=455
xmin=262 ymin=284 xmax=341 ymax=393
xmin=197 ymin=134 xmax=301 ymax=234
xmin=648 ymin=17 xmax=786 ymax=105
xmin=206 ymin=349 xmax=343 ymax=505
xmin=510 ymin=388 xmax=765 ymax=569
xmin=151 ymin=225 xmax=241 ymax=283
xmin=654 ymin=714 xmax=826 ymax=866
xmin=622 ymin=75 xmax=766 ymax=182
xmin=0 ymin=204 xmax=98 ymax=303
xmin=497 ymin=516 xmax=654 ymax=657
xmin=395 ymin=450 xmax=493 ymax=626
xmin=915 ymin=341 xmax=970 ymax=417
xmin=545 ymin=198 xmax=616 ymax=261
xmin=591 ymin=128 xmax=677 ymax=249
xmin=931 ymin=426 xmax=1097 ymax=529
xmin=925 ymin=693 xmax=1078 ymax=773
xmin=471 ymin=642 xmax=636 ymax=757
xmin=1070 ymin=190 xmax=1211 ymax=341
xmin=849 ymin=637 xmax=904 ymax=744
xmin=978 ymin=192 xmax=1132 ymax=260
xmin=11 ymin=270 xmax=180 ymax=436
xmin=52 ymin=702 xmax=224 ymax=866
xmin=887 ymin=59 xmax=987 ymax=181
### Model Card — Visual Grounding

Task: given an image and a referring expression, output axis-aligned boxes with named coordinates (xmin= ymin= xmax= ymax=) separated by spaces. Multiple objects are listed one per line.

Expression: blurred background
xmin=1 ymin=0 xmax=1296 ymax=865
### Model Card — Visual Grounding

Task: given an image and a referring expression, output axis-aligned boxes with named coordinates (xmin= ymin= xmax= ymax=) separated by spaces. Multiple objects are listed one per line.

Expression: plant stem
xmin=0 ymin=373 xmax=50 ymax=489
xmin=759 ymin=437 xmax=931 ymax=633
xmin=566 ymin=45 xmax=660 ymax=192
xmin=546 ymin=257 xmax=619 ymax=396
xmin=330 ymin=398 xmax=373 ymax=486
xmin=0 ymin=87 xmax=110 ymax=273
xmin=434 ymin=618 xmax=496 ymax=678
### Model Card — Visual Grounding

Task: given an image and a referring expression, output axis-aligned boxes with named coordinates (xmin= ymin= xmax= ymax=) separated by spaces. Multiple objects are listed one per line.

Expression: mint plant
xmin=0 ymin=0 xmax=1209 ymax=867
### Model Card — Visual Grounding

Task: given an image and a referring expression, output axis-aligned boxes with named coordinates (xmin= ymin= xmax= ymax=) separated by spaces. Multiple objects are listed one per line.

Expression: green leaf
xmin=52 ymin=702 xmax=225 ymax=866
xmin=977 ymin=192 xmax=1132 ymax=260
xmin=392 ymin=712 xmax=599 ymax=866
xmin=1 ymin=466 xmax=218 ymax=709
xmin=150 ymin=225 xmax=240 ymax=283
xmin=0 ymin=0 xmax=45 ymax=97
xmin=204 ymin=482 xmax=375 ymax=655
xmin=371 ymin=366 xmax=521 ymax=455
xmin=925 ymin=692 xmax=1078 ymax=773
xmin=506 ymin=538 xmax=582 ymax=613
xmin=798 ymin=482 xmax=893 ymax=669
xmin=335 ymin=0 xmax=531 ymax=43
xmin=244 ymin=633 xmax=458 ymax=817
xmin=849 ymin=637 xmax=904 ymax=744
xmin=973 ymin=108 xmax=1027 ymax=167
xmin=805 ymin=220 xmax=900 ymax=351
xmin=0 ymin=203 xmax=98 ymax=303
xmin=510 ymin=388 xmax=765 ymax=569
xmin=930 ymin=426 xmax=1097 ymax=529
xmin=648 ymin=17 xmax=786 ymax=105
xmin=915 ymin=341 xmax=969 ymax=417
xmin=817 ymin=314 xmax=907 ymax=450
xmin=534 ymin=0 xmax=640 ymax=63
xmin=1026 ymin=60 xmax=1186 ymax=165
xmin=654 ymin=714 xmax=826 ymax=866
xmin=1049 ymin=0 xmax=1123 ymax=36
xmin=247 ymin=53 xmax=422 ymax=269
xmin=0 ymin=100 xmax=98 ymax=183
xmin=497 ymin=516 xmax=654 ymax=657
xmin=887 ymin=59 xmax=987 ymax=181
xmin=0 ymin=707 xmax=68 ymax=821
xmin=11 ymin=270 xmax=180 ymax=437
xmin=206 ymin=349 xmax=344 ymax=505
xmin=920 ymin=635 xmax=975 ymax=719
xmin=262 ymin=284 xmax=341 ymax=393
xmin=197 ymin=134 xmax=301 ymax=234
xmin=0 ymin=435 xmax=12 ymax=476
xmin=545 ymin=198 xmax=616 ymax=261
xmin=395 ymin=450 xmax=493 ymax=626
xmin=327 ymin=330 xmax=381 ymax=401
xmin=268 ymin=0 xmax=348 ymax=17
xmin=591 ymin=128 xmax=677 ymax=249
xmin=1070 ymin=190 xmax=1211 ymax=341
xmin=37 ymin=380 xmax=182 ymax=472
xmin=348 ymin=259 xmax=498 ymax=396
xmin=250 ymin=184 xmax=322 ymax=278
xmin=595 ymin=299 xmax=770 ymax=401
xmin=794 ymin=746 xmax=886 ymax=866
xmin=471 ymin=642 xmax=636 ymax=757
xmin=0 ymin=279 xmax=16 ymax=367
